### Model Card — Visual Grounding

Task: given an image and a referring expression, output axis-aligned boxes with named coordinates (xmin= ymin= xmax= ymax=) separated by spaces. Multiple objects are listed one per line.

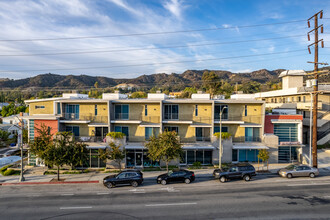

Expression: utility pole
xmin=307 ymin=10 xmax=324 ymax=168
xmin=218 ymin=106 xmax=227 ymax=169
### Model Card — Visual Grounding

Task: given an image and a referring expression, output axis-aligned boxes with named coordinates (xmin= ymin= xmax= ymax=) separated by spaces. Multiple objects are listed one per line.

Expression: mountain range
xmin=0 ymin=67 xmax=328 ymax=90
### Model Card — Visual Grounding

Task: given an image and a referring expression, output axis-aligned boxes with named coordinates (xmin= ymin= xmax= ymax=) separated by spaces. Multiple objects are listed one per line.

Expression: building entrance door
xmin=135 ymin=152 xmax=143 ymax=166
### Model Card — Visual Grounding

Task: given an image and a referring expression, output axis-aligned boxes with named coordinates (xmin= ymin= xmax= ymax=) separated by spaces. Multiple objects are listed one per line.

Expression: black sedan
xmin=157 ymin=169 xmax=195 ymax=185
xmin=103 ymin=170 xmax=143 ymax=188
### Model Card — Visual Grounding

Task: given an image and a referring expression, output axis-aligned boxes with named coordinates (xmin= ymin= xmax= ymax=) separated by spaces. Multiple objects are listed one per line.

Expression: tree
xmin=178 ymin=87 xmax=198 ymax=98
xmin=130 ymin=91 xmax=147 ymax=99
xmin=202 ymin=71 xmax=220 ymax=97
xmin=145 ymin=131 xmax=182 ymax=172
xmin=258 ymin=149 xmax=270 ymax=171
xmin=65 ymin=141 xmax=89 ymax=170
xmin=99 ymin=143 xmax=125 ymax=170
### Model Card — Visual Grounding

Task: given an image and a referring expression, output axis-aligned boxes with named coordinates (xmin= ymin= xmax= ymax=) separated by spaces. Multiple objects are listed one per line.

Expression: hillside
xmin=0 ymin=68 xmax=328 ymax=90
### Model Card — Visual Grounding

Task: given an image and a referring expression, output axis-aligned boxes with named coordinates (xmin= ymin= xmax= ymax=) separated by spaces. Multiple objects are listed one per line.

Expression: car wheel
xmin=309 ymin=173 xmax=315 ymax=178
xmin=184 ymin=178 xmax=191 ymax=184
xmin=161 ymin=180 xmax=167 ymax=185
xmin=287 ymin=173 xmax=293 ymax=179
xmin=131 ymin=181 xmax=139 ymax=187
xmin=243 ymin=175 xmax=251 ymax=181
xmin=106 ymin=182 xmax=114 ymax=188
xmin=219 ymin=176 xmax=226 ymax=183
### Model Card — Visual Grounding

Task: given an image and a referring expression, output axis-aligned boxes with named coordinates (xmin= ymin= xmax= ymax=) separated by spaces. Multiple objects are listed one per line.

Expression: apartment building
xmin=24 ymin=92 xmax=267 ymax=168
xmin=232 ymin=70 xmax=330 ymax=146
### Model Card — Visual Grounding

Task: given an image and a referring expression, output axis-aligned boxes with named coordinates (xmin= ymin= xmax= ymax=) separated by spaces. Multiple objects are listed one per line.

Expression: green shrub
xmin=0 ymin=165 xmax=11 ymax=173
xmin=63 ymin=171 xmax=81 ymax=174
xmin=82 ymin=169 xmax=90 ymax=173
xmin=106 ymin=132 xmax=125 ymax=139
xmin=3 ymin=169 xmax=20 ymax=176
xmin=214 ymin=132 xmax=232 ymax=140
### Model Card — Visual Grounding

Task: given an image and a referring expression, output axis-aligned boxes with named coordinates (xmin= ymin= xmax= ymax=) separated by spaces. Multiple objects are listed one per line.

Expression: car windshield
xmin=168 ymin=171 xmax=173 ymax=175
xmin=285 ymin=165 xmax=296 ymax=170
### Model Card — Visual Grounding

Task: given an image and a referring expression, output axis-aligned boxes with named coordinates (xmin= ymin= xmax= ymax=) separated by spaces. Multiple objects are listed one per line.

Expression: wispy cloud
xmin=163 ymin=0 xmax=184 ymax=19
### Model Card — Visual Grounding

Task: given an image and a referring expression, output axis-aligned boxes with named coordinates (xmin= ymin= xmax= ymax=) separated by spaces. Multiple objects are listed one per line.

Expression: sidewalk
xmin=1 ymin=163 xmax=329 ymax=186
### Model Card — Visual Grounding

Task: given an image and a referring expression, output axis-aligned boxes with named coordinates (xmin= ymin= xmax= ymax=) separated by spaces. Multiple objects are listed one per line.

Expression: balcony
xmin=141 ymin=116 xmax=161 ymax=123
xmin=75 ymin=136 xmax=106 ymax=143
xmin=214 ymin=115 xmax=262 ymax=125
xmin=233 ymin=136 xmax=261 ymax=143
xmin=196 ymin=136 xmax=211 ymax=142
xmin=61 ymin=113 xmax=108 ymax=123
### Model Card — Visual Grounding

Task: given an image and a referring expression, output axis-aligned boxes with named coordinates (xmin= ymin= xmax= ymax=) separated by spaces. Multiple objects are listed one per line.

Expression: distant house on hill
xmin=114 ymin=83 xmax=139 ymax=90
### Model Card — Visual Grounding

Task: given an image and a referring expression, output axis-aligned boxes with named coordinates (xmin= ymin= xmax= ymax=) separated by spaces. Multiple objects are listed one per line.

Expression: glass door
xmin=135 ymin=152 xmax=143 ymax=166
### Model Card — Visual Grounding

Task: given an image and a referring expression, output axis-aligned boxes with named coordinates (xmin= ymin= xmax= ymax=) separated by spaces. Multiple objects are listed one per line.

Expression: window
xmin=114 ymin=126 xmax=129 ymax=140
xmin=245 ymin=127 xmax=260 ymax=142
xmin=145 ymin=105 xmax=148 ymax=116
xmin=303 ymin=96 xmax=306 ymax=103
xmin=214 ymin=126 xmax=228 ymax=133
xmin=244 ymin=105 xmax=248 ymax=116
xmin=95 ymin=105 xmax=98 ymax=116
xmin=292 ymin=97 xmax=295 ymax=102
xmin=164 ymin=126 xmax=178 ymax=134
xmin=297 ymin=96 xmax=301 ymax=102
xmin=164 ymin=105 xmax=178 ymax=120
xmin=195 ymin=105 xmax=198 ymax=116
xmin=29 ymin=120 xmax=35 ymax=140
xmin=274 ymin=123 xmax=298 ymax=143
xmin=57 ymin=103 xmax=61 ymax=114
xmin=65 ymin=126 xmax=79 ymax=136
xmin=65 ymin=104 xmax=79 ymax=119
xmin=145 ymin=127 xmax=159 ymax=140
xmin=214 ymin=105 xmax=228 ymax=120
xmin=196 ymin=128 xmax=211 ymax=141
xmin=115 ymin=104 xmax=129 ymax=119
xmin=35 ymin=105 xmax=45 ymax=109
xmin=47 ymin=126 xmax=51 ymax=135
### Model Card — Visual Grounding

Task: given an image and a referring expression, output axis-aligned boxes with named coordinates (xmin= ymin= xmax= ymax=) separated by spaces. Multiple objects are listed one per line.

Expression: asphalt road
xmin=1 ymin=174 xmax=330 ymax=220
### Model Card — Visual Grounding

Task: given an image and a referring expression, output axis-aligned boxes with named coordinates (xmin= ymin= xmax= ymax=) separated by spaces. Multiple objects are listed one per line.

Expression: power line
xmin=0 ymin=41 xmax=301 ymax=68
xmin=0 ymin=20 xmax=306 ymax=42
xmin=0 ymin=49 xmax=305 ymax=73
xmin=0 ymin=35 xmax=304 ymax=57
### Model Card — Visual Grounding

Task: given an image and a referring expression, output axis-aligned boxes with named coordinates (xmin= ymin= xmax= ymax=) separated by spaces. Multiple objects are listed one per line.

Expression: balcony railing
xmin=164 ymin=113 xmax=179 ymax=120
xmin=196 ymin=136 xmax=211 ymax=142
xmin=233 ymin=136 xmax=261 ymax=142
xmin=114 ymin=113 xmax=129 ymax=120
xmin=141 ymin=116 xmax=161 ymax=123
xmin=62 ymin=113 xmax=108 ymax=123
xmin=74 ymin=136 xmax=106 ymax=143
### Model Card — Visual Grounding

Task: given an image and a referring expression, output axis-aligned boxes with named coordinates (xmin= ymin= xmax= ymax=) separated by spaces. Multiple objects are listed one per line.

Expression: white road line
xmin=287 ymin=183 xmax=330 ymax=186
xmin=97 ymin=192 xmax=110 ymax=195
xmin=60 ymin=207 xmax=92 ymax=210
xmin=134 ymin=191 xmax=146 ymax=193
xmin=61 ymin=193 xmax=74 ymax=196
xmin=145 ymin=202 xmax=197 ymax=207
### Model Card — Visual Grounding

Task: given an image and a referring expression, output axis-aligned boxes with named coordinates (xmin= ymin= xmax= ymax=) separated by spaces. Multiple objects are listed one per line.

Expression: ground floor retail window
xmin=126 ymin=149 xmax=159 ymax=168
xmin=232 ymin=149 xmax=260 ymax=162
xmin=180 ymin=150 xmax=212 ymax=165
xmin=86 ymin=149 xmax=106 ymax=168
xmin=278 ymin=146 xmax=299 ymax=163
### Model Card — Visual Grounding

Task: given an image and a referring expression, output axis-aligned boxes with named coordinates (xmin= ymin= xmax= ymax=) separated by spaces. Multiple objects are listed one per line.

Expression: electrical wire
xmin=0 ymin=20 xmax=307 ymax=42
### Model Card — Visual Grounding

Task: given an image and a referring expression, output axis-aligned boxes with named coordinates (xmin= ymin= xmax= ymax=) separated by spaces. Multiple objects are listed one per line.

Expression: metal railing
xmin=63 ymin=113 xmax=108 ymax=123
xmin=114 ymin=113 xmax=129 ymax=120
xmin=74 ymin=136 xmax=106 ymax=143
xmin=196 ymin=136 xmax=211 ymax=142
xmin=163 ymin=113 xmax=179 ymax=120
xmin=233 ymin=136 xmax=261 ymax=142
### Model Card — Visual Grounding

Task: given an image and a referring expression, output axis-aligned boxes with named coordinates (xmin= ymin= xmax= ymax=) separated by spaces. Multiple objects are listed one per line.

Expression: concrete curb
xmin=0 ymin=180 xmax=100 ymax=186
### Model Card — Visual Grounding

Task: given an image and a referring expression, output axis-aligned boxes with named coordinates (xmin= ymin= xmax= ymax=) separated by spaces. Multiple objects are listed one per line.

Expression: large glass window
xmin=214 ymin=105 xmax=228 ymax=120
xmin=114 ymin=126 xmax=129 ymax=140
xmin=66 ymin=126 xmax=80 ymax=136
xmin=164 ymin=126 xmax=178 ymax=134
xmin=278 ymin=146 xmax=298 ymax=163
xmin=115 ymin=104 xmax=129 ymax=119
xmin=214 ymin=126 xmax=228 ymax=133
xmin=164 ymin=105 xmax=179 ymax=120
xmin=145 ymin=127 xmax=159 ymax=140
xmin=195 ymin=128 xmax=210 ymax=141
xmin=65 ymin=104 xmax=79 ymax=119
xmin=182 ymin=150 xmax=212 ymax=165
xmin=245 ymin=127 xmax=260 ymax=142
xmin=57 ymin=103 xmax=61 ymax=114
xmin=238 ymin=149 xmax=259 ymax=162
xmin=274 ymin=123 xmax=298 ymax=143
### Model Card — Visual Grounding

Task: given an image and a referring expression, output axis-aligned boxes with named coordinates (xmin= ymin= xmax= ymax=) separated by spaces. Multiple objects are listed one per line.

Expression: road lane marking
xmin=145 ymin=202 xmax=197 ymax=207
xmin=97 ymin=192 xmax=110 ymax=195
xmin=60 ymin=207 xmax=92 ymax=210
xmin=61 ymin=193 xmax=74 ymax=196
xmin=287 ymin=183 xmax=330 ymax=186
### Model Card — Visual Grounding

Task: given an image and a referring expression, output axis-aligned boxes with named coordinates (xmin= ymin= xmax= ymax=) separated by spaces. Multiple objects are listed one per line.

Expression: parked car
xmin=214 ymin=163 xmax=256 ymax=183
xmin=278 ymin=164 xmax=319 ymax=178
xmin=157 ymin=169 xmax=195 ymax=185
xmin=103 ymin=170 xmax=143 ymax=188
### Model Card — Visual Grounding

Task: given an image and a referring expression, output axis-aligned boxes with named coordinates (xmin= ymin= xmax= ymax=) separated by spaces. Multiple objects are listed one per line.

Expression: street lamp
xmin=14 ymin=114 xmax=25 ymax=182
xmin=219 ymin=106 xmax=227 ymax=169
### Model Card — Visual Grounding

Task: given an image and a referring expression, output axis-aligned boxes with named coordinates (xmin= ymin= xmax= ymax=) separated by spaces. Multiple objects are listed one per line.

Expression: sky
xmin=0 ymin=0 xmax=329 ymax=79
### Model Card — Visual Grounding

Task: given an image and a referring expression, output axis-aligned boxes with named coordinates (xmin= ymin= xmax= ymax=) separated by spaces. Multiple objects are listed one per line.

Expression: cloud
xmin=163 ymin=0 xmax=184 ymax=19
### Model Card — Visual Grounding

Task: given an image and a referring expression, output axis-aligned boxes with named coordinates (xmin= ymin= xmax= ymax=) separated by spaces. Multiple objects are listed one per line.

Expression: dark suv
xmin=103 ymin=170 xmax=143 ymax=188
xmin=213 ymin=163 xmax=256 ymax=183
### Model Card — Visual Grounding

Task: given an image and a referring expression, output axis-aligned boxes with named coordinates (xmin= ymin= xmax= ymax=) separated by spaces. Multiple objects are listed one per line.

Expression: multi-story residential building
xmin=24 ymin=92 xmax=268 ymax=168
xmin=232 ymin=70 xmax=330 ymax=146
